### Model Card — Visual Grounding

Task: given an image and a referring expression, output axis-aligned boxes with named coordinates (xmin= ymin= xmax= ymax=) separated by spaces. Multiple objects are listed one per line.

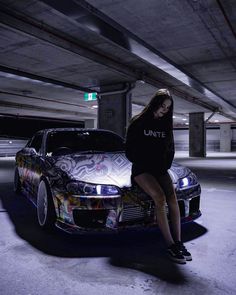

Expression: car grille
xmin=178 ymin=200 xmax=186 ymax=218
xmin=177 ymin=195 xmax=200 ymax=218
xmin=120 ymin=196 xmax=200 ymax=224
xmin=73 ymin=209 xmax=109 ymax=228
xmin=120 ymin=201 xmax=155 ymax=223
xmin=189 ymin=195 xmax=200 ymax=215
xmin=72 ymin=196 xmax=201 ymax=228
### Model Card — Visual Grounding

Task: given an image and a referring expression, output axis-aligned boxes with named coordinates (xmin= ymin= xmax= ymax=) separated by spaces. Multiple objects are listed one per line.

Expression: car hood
xmin=168 ymin=161 xmax=192 ymax=183
xmin=49 ymin=153 xmax=191 ymax=188
xmin=51 ymin=152 xmax=132 ymax=187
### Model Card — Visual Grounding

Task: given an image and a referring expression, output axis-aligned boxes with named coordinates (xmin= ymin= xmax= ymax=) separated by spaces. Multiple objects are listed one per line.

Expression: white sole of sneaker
xmin=184 ymin=256 xmax=192 ymax=261
xmin=167 ymin=255 xmax=186 ymax=264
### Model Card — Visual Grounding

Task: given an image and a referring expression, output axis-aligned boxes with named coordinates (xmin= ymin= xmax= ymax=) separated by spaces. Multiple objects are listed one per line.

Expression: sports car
xmin=14 ymin=128 xmax=201 ymax=233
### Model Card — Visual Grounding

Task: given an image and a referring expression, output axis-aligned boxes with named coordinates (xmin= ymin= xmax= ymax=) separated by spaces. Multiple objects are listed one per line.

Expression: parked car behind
xmin=14 ymin=128 xmax=201 ymax=233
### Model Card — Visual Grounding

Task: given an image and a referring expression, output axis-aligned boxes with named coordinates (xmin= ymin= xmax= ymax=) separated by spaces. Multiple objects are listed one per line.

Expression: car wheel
xmin=37 ymin=179 xmax=56 ymax=230
xmin=14 ymin=168 xmax=22 ymax=194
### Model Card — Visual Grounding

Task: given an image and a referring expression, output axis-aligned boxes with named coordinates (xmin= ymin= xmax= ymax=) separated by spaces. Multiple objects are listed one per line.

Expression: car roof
xmin=38 ymin=128 xmax=123 ymax=138
xmin=39 ymin=128 xmax=111 ymax=132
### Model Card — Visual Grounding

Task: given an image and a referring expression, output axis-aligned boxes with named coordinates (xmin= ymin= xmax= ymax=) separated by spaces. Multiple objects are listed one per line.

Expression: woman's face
xmin=153 ymin=98 xmax=172 ymax=119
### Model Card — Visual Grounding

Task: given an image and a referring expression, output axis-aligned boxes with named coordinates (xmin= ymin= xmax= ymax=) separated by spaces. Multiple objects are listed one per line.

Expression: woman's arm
xmin=125 ymin=120 xmax=143 ymax=163
xmin=165 ymin=130 xmax=175 ymax=169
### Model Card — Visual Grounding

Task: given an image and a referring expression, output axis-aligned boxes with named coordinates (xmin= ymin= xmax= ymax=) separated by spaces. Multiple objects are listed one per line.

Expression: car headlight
xmin=66 ymin=181 xmax=120 ymax=196
xmin=178 ymin=172 xmax=198 ymax=189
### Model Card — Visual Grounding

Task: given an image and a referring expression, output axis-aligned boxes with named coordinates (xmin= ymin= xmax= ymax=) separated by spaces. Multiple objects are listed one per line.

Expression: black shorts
xmin=131 ymin=164 xmax=174 ymax=198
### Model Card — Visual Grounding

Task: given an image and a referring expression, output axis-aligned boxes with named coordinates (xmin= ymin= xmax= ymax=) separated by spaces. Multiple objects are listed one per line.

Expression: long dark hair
xmin=130 ymin=89 xmax=174 ymax=128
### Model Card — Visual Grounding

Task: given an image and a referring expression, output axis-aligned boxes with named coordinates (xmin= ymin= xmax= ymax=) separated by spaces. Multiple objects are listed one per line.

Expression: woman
xmin=125 ymin=89 xmax=191 ymax=264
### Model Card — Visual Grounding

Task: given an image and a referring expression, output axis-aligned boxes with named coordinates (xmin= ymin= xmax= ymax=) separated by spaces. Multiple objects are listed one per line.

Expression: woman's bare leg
xmin=166 ymin=193 xmax=181 ymax=242
xmin=134 ymin=173 xmax=174 ymax=246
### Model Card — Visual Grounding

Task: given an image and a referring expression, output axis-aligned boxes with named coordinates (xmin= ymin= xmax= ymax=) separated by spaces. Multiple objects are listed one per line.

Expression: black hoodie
xmin=125 ymin=114 xmax=175 ymax=175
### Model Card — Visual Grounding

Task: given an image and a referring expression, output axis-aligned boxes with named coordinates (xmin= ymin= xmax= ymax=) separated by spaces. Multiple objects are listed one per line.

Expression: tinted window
xmin=46 ymin=131 xmax=124 ymax=155
xmin=28 ymin=133 xmax=43 ymax=153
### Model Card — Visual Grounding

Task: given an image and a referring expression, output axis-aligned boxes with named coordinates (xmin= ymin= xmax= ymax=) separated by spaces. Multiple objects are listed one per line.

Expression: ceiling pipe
xmin=0 ymin=91 xmax=94 ymax=109
xmin=205 ymin=111 xmax=218 ymax=123
xmin=0 ymin=100 xmax=96 ymax=117
xmin=97 ymin=82 xmax=135 ymax=97
xmin=0 ymin=66 xmax=93 ymax=93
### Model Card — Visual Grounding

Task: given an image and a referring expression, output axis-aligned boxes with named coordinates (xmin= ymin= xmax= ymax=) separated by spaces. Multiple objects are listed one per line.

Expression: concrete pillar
xmin=84 ymin=119 xmax=97 ymax=129
xmin=189 ymin=112 xmax=206 ymax=157
xmin=220 ymin=124 xmax=232 ymax=152
xmin=98 ymin=83 xmax=132 ymax=138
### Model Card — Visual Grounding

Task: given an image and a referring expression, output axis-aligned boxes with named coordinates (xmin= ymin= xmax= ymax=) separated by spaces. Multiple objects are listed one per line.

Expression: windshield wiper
xmin=77 ymin=150 xmax=124 ymax=154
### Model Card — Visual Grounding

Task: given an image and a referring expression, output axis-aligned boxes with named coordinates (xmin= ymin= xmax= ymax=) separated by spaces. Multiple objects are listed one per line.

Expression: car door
xmin=22 ymin=132 xmax=44 ymax=203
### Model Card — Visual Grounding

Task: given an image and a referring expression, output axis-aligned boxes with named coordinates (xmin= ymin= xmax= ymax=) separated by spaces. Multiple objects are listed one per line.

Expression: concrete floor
xmin=0 ymin=153 xmax=236 ymax=295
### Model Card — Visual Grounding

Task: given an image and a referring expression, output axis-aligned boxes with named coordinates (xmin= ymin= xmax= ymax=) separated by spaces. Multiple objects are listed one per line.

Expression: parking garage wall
xmin=1 ymin=124 xmax=236 ymax=157
xmin=0 ymin=117 xmax=84 ymax=138
xmin=0 ymin=116 xmax=84 ymax=157
xmin=174 ymin=126 xmax=236 ymax=152
xmin=0 ymin=138 xmax=28 ymax=157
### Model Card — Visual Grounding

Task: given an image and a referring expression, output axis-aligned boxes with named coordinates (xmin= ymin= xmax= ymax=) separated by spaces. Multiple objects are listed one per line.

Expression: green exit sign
xmin=84 ymin=92 xmax=97 ymax=101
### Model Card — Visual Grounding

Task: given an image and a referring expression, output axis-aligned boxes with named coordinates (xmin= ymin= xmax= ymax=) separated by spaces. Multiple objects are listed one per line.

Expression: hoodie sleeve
xmin=125 ymin=120 xmax=143 ymax=164
xmin=165 ymin=130 xmax=175 ymax=169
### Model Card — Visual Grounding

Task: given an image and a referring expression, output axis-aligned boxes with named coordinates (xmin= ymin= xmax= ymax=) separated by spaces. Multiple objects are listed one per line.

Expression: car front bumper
xmin=52 ymin=184 xmax=201 ymax=234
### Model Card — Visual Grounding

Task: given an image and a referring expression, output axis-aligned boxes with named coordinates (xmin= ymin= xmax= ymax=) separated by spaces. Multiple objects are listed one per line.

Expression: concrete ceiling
xmin=0 ymin=0 xmax=236 ymax=127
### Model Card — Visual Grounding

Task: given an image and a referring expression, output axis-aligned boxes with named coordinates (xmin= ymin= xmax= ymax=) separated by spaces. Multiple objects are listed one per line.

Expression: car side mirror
xmin=22 ymin=147 xmax=38 ymax=156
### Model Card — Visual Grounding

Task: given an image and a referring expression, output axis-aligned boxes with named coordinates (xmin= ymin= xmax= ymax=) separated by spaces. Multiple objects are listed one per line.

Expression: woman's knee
xmin=152 ymin=193 xmax=166 ymax=208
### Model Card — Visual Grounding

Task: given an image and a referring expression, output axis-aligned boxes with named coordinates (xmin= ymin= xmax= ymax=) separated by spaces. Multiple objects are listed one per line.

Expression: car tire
xmin=37 ymin=179 xmax=56 ymax=230
xmin=14 ymin=168 xmax=22 ymax=194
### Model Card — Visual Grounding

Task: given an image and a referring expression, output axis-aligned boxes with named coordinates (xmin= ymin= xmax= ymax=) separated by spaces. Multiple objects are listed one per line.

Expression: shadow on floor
xmin=1 ymin=182 xmax=207 ymax=284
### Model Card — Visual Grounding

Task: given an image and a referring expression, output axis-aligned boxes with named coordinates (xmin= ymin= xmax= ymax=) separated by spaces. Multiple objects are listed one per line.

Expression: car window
xmin=28 ymin=133 xmax=43 ymax=153
xmin=46 ymin=131 xmax=125 ymax=155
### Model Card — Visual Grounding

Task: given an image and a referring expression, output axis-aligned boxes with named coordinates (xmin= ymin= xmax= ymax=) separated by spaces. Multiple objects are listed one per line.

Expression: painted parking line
xmin=202 ymin=188 xmax=235 ymax=193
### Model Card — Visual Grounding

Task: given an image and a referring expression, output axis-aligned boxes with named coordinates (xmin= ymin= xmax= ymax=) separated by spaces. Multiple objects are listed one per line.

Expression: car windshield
xmin=46 ymin=130 xmax=125 ymax=156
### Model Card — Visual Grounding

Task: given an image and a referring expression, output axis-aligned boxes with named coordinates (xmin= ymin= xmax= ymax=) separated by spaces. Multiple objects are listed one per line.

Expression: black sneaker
xmin=175 ymin=241 xmax=192 ymax=261
xmin=167 ymin=244 xmax=186 ymax=264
